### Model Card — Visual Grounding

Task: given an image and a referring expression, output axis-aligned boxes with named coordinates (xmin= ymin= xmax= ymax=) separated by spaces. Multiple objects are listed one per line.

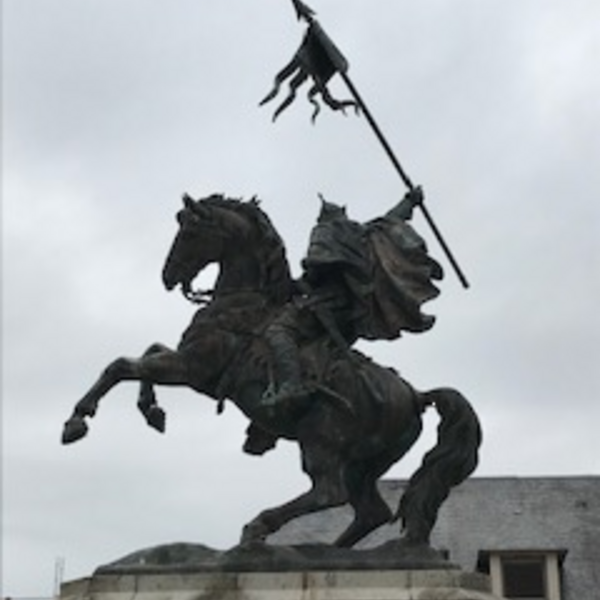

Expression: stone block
xmin=60 ymin=569 xmax=506 ymax=600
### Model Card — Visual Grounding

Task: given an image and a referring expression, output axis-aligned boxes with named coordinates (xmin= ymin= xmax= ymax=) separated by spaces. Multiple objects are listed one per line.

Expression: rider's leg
xmin=261 ymin=304 xmax=310 ymax=406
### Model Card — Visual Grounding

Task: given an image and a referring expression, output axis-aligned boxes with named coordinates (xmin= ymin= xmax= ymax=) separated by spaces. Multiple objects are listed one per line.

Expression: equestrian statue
xmin=62 ymin=189 xmax=481 ymax=549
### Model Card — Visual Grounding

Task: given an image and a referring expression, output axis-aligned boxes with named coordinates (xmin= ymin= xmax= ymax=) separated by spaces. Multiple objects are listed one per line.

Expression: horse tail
xmin=395 ymin=387 xmax=482 ymax=544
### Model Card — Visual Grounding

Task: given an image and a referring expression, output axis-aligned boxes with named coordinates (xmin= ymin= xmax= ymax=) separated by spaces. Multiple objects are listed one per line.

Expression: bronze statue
xmin=261 ymin=187 xmax=441 ymax=411
xmin=62 ymin=192 xmax=480 ymax=548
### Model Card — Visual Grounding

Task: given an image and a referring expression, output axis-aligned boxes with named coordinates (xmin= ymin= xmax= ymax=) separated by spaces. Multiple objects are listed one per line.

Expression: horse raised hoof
xmin=145 ymin=406 xmax=167 ymax=433
xmin=62 ymin=416 xmax=89 ymax=444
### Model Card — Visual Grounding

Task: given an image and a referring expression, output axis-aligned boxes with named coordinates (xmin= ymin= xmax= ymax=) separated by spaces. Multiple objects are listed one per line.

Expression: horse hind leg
xmin=335 ymin=408 xmax=424 ymax=547
xmin=241 ymin=438 xmax=349 ymax=544
xmin=334 ymin=468 xmax=393 ymax=548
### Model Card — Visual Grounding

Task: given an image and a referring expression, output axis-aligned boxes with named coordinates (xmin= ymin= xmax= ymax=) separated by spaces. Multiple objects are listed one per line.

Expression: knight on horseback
xmin=258 ymin=186 xmax=443 ymax=413
xmin=62 ymin=191 xmax=480 ymax=548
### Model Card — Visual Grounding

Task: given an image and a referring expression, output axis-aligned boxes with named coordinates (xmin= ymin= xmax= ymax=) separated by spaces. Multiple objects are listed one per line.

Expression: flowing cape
xmin=362 ymin=208 xmax=443 ymax=340
xmin=303 ymin=202 xmax=443 ymax=341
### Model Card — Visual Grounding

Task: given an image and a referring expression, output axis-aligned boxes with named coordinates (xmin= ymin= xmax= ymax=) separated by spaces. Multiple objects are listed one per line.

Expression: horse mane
xmin=200 ymin=194 xmax=294 ymax=305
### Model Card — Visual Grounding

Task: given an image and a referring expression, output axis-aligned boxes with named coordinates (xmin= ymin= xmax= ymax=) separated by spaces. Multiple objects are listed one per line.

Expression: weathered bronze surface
xmin=62 ymin=192 xmax=481 ymax=550
xmin=96 ymin=540 xmax=455 ymax=573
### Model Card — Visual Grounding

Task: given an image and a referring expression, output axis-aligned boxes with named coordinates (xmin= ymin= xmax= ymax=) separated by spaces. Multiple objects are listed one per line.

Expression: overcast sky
xmin=3 ymin=0 xmax=599 ymax=596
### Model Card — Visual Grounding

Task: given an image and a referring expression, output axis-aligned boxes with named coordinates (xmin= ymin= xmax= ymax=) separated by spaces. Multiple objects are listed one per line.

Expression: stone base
xmin=60 ymin=542 xmax=506 ymax=599
xmin=61 ymin=569 xmax=505 ymax=600
xmin=94 ymin=541 xmax=456 ymax=573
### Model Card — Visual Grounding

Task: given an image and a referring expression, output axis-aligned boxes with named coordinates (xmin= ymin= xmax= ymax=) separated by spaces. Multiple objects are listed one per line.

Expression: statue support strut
xmin=266 ymin=0 xmax=470 ymax=288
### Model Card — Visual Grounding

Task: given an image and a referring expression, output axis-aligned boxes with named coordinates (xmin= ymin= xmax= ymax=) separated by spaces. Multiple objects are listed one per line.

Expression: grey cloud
xmin=4 ymin=0 xmax=599 ymax=595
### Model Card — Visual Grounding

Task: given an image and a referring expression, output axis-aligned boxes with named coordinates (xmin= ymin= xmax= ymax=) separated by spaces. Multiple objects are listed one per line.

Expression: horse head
xmin=162 ymin=193 xmax=293 ymax=305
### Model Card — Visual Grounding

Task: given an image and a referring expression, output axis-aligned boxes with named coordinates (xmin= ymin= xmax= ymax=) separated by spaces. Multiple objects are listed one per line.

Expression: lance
xmin=264 ymin=0 xmax=470 ymax=289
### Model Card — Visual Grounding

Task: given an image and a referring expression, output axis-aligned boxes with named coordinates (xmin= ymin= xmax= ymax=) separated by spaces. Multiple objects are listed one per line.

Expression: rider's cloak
xmin=302 ymin=198 xmax=443 ymax=341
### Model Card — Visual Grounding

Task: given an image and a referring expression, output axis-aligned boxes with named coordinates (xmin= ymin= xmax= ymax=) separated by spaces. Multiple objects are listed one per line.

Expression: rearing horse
xmin=62 ymin=193 xmax=481 ymax=548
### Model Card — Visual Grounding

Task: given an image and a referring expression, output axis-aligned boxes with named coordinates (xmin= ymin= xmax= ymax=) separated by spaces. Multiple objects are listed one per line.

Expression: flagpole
xmin=340 ymin=71 xmax=470 ymax=289
xmin=340 ymin=73 xmax=413 ymax=190
xmin=287 ymin=0 xmax=470 ymax=288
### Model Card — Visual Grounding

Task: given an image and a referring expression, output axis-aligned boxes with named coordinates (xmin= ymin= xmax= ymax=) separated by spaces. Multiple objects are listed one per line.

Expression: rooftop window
xmin=477 ymin=549 xmax=566 ymax=600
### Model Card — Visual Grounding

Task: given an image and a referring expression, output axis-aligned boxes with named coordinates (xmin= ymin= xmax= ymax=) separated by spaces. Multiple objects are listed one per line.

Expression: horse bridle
xmin=181 ymin=283 xmax=214 ymax=305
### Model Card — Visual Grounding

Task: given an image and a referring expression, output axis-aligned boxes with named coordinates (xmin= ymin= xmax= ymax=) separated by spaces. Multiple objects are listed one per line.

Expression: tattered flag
xmin=260 ymin=6 xmax=358 ymax=122
xmin=259 ymin=1 xmax=470 ymax=288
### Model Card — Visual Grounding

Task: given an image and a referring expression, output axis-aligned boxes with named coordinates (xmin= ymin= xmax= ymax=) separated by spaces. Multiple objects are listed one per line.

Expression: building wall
xmin=270 ymin=476 xmax=600 ymax=600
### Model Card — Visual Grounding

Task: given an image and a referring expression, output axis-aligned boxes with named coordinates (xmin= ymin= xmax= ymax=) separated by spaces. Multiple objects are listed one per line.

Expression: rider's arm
xmin=386 ymin=186 xmax=424 ymax=221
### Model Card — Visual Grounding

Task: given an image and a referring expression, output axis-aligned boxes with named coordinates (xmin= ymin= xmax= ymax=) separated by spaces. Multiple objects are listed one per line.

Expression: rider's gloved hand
xmin=407 ymin=186 xmax=424 ymax=208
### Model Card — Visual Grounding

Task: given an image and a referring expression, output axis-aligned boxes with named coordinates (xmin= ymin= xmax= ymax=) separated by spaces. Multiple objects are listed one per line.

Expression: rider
xmin=260 ymin=186 xmax=443 ymax=411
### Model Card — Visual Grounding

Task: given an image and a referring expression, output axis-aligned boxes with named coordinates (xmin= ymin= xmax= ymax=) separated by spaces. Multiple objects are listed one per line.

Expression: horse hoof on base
xmin=240 ymin=523 xmax=269 ymax=546
xmin=146 ymin=406 xmax=166 ymax=433
xmin=62 ymin=417 xmax=88 ymax=444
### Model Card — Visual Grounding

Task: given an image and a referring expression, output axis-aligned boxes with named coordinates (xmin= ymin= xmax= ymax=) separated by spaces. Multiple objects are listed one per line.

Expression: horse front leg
xmin=62 ymin=356 xmax=136 ymax=444
xmin=136 ymin=343 xmax=174 ymax=433
xmin=62 ymin=345 xmax=189 ymax=444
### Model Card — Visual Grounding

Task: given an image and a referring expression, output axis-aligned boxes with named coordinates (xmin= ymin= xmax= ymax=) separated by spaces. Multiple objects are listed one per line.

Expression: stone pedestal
xmin=61 ymin=569 xmax=505 ymax=600
xmin=60 ymin=543 xmax=505 ymax=600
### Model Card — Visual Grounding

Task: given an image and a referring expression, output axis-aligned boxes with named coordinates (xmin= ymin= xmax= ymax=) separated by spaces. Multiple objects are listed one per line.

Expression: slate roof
xmin=270 ymin=476 xmax=600 ymax=599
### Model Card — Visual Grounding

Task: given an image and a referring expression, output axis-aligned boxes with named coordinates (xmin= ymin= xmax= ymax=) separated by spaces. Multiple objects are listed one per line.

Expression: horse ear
xmin=182 ymin=193 xmax=195 ymax=210
xmin=182 ymin=193 xmax=211 ymax=219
